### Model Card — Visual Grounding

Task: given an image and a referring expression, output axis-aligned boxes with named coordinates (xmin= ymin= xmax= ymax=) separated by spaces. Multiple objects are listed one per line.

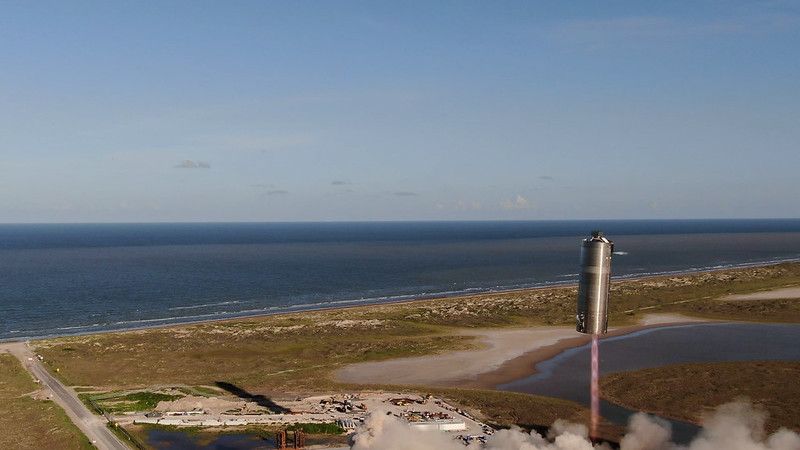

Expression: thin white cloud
xmin=393 ymin=191 xmax=419 ymax=197
xmin=457 ymin=200 xmax=482 ymax=211
xmin=435 ymin=200 xmax=483 ymax=212
xmin=174 ymin=160 xmax=210 ymax=169
xmin=501 ymin=194 xmax=532 ymax=210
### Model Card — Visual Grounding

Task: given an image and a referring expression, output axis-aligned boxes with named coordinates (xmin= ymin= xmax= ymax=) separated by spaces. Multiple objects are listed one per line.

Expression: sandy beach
xmin=3 ymin=259 xmax=796 ymax=344
xmin=336 ymin=313 xmax=707 ymax=388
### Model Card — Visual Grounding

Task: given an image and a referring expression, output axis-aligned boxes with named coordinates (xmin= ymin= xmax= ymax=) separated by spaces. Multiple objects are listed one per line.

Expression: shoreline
xmin=335 ymin=313 xmax=712 ymax=389
xmin=471 ymin=314 xmax=713 ymax=389
xmin=4 ymin=258 xmax=798 ymax=343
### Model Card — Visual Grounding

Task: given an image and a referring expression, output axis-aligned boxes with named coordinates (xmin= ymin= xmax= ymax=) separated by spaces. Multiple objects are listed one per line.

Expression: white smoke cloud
xmin=685 ymin=401 xmax=800 ymax=450
xmin=350 ymin=411 xmax=480 ymax=450
xmin=349 ymin=401 xmax=800 ymax=450
xmin=618 ymin=414 xmax=673 ymax=450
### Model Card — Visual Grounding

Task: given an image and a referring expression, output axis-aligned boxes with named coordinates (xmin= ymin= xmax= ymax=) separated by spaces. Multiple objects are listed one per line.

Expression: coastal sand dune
xmin=336 ymin=313 xmax=704 ymax=387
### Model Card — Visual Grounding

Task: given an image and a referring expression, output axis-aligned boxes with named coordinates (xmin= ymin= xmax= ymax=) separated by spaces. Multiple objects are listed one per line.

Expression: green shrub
xmin=286 ymin=422 xmax=345 ymax=434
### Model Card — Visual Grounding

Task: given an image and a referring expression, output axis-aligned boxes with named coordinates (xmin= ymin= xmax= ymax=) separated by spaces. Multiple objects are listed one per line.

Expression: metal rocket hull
xmin=576 ymin=233 xmax=613 ymax=335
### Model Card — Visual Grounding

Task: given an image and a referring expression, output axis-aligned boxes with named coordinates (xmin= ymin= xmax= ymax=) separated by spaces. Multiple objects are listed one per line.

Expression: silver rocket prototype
xmin=576 ymin=231 xmax=613 ymax=335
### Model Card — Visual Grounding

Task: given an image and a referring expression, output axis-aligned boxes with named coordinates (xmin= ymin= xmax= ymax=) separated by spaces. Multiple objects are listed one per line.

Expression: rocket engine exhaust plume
xmin=590 ymin=335 xmax=600 ymax=439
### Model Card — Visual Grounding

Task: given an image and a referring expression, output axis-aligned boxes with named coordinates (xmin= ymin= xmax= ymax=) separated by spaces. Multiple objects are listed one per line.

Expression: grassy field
xmin=35 ymin=263 xmax=800 ymax=391
xmin=0 ymin=353 xmax=94 ymax=450
xmin=601 ymin=361 xmax=800 ymax=433
xmin=80 ymin=391 xmax=183 ymax=414
xmin=609 ymin=263 xmax=800 ymax=323
xmin=26 ymin=262 xmax=800 ymax=443
xmin=286 ymin=422 xmax=345 ymax=434
xmin=37 ymin=320 xmax=475 ymax=392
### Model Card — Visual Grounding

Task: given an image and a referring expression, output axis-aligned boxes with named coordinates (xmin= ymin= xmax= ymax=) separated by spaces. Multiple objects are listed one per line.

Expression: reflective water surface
xmin=499 ymin=323 xmax=800 ymax=443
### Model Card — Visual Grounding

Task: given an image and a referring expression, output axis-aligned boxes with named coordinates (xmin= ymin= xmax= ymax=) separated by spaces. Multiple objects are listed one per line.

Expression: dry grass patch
xmin=610 ymin=263 xmax=800 ymax=323
xmin=36 ymin=320 xmax=475 ymax=393
xmin=601 ymin=361 xmax=800 ymax=433
xmin=30 ymin=262 xmax=800 ymax=436
xmin=0 ymin=353 xmax=93 ymax=450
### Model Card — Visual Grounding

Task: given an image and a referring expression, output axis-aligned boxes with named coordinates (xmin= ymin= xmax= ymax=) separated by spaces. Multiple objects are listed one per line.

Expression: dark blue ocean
xmin=2 ymin=220 xmax=800 ymax=340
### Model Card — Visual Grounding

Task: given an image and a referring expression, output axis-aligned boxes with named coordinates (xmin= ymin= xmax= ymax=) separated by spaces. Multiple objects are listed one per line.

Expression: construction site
xmin=115 ymin=391 xmax=492 ymax=448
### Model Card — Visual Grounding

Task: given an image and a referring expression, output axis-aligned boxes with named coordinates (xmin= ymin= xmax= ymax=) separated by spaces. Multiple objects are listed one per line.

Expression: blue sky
xmin=2 ymin=1 xmax=799 ymax=222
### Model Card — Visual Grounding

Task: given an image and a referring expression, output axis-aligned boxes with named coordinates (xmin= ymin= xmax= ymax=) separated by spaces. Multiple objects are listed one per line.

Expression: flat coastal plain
xmin=0 ymin=351 xmax=93 ymax=450
xmin=335 ymin=313 xmax=706 ymax=387
xmin=7 ymin=262 xmax=800 ymax=446
xmin=601 ymin=361 xmax=800 ymax=433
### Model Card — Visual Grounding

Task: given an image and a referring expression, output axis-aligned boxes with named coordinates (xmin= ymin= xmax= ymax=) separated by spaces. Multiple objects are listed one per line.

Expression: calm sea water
xmin=2 ymin=220 xmax=800 ymax=340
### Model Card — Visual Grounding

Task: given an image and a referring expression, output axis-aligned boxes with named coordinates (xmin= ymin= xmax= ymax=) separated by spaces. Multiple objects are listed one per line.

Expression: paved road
xmin=1 ymin=342 xmax=129 ymax=450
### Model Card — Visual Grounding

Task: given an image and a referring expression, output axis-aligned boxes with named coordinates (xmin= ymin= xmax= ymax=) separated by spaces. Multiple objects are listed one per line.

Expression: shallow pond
xmin=145 ymin=429 xmax=347 ymax=450
xmin=146 ymin=429 xmax=274 ymax=449
xmin=498 ymin=323 xmax=800 ymax=443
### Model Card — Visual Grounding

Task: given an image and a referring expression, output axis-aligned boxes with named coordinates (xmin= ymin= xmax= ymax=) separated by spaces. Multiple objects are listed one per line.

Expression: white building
xmin=408 ymin=419 xmax=467 ymax=432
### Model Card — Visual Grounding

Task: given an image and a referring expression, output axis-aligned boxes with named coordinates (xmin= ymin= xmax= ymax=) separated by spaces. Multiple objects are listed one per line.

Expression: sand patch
xmin=155 ymin=395 xmax=268 ymax=415
xmin=719 ymin=286 xmax=800 ymax=301
xmin=337 ymin=327 xmax=577 ymax=387
xmin=635 ymin=313 xmax=706 ymax=326
xmin=335 ymin=313 xmax=705 ymax=388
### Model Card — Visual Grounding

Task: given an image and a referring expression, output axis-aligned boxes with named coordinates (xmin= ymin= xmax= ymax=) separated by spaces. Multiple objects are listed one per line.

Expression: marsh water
xmin=145 ymin=429 xmax=345 ymax=450
xmin=146 ymin=429 xmax=273 ymax=449
xmin=498 ymin=323 xmax=800 ymax=443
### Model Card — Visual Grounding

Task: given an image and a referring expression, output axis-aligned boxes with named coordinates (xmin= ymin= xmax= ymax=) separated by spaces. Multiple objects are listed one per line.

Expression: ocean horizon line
xmin=2 ymin=217 xmax=800 ymax=226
